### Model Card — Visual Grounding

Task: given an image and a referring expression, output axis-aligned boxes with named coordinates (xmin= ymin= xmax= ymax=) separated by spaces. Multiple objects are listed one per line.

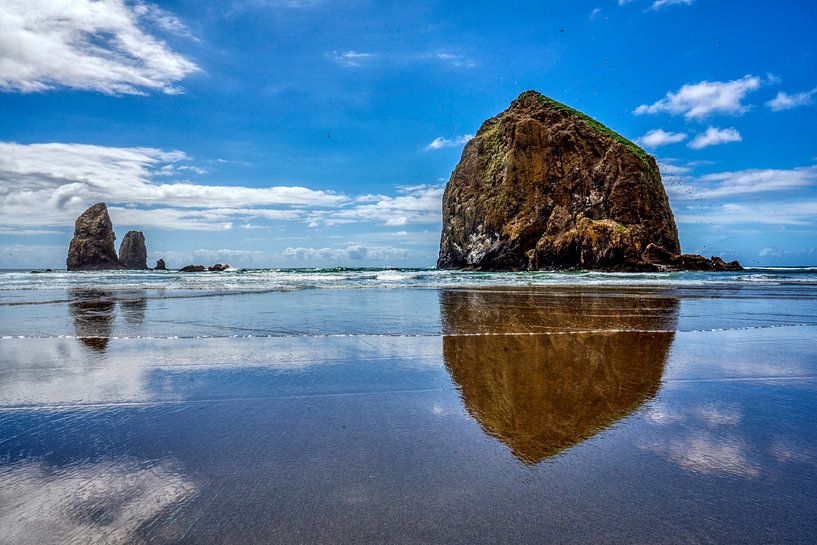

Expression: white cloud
xmin=692 ymin=166 xmax=817 ymax=198
xmin=651 ymin=0 xmax=694 ymax=10
xmin=589 ymin=8 xmax=602 ymax=20
xmin=329 ymin=50 xmax=375 ymax=68
xmin=758 ymin=247 xmax=817 ymax=260
xmin=665 ymin=165 xmax=817 ymax=206
xmin=109 ymin=207 xmax=248 ymax=231
xmin=637 ymin=129 xmax=687 ymax=148
xmin=0 ymin=228 xmax=64 ymax=236
xmin=676 ymin=200 xmax=817 ymax=226
xmin=0 ymin=141 xmax=444 ymax=232
xmin=658 ymin=161 xmax=691 ymax=175
xmin=766 ymin=88 xmax=817 ymax=111
xmin=425 ymin=134 xmax=474 ymax=151
xmin=0 ymin=142 xmax=349 ymax=230
xmin=311 ymin=185 xmax=443 ymax=226
xmin=283 ymin=244 xmax=409 ymax=262
xmin=688 ymin=127 xmax=742 ymax=149
xmin=634 ymin=75 xmax=762 ymax=119
xmin=0 ymin=0 xmax=199 ymax=95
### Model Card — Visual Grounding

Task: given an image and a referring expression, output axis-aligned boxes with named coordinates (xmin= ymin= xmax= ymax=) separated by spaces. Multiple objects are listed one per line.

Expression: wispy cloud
xmin=132 ymin=2 xmax=197 ymax=39
xmin=766 ymin=87 xmax=817 ymax=111
xmin=637 ymin=129 xmax=687 ymax=148
xmin=634 ymin=75 xmax=762 ymax=120
xmin=688 ymin=127 xmax=742 ymax=149
xmin=0 ymin=0 xmax=199 ymax=95
xmin=589 ymin=8 xmax=602 ymax=21
xmin=431 ymin=52 xmax=476 ymax=68
xmin=651 ymin=0 xmax=694 ymax=10
xmin=424 ymin=134 xmax=473 ymax=151
xmin=329 ymin=50 xmax=375 ymax=68
xmin=230 ymin=0 xmax=323 ymax=11
xmin=667 ymin=165 xmax=817 ymax=201
xmin=676 ymin=200 xmax=817 ymax=226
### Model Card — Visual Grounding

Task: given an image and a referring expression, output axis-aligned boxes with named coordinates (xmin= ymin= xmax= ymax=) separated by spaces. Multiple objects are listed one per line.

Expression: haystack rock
xmin=437 ymin=91 xmax=741 ymax=271
xmin=66 ymin=203 xmax=124 ymax=271
xmin=118 ymin=230 xmax=148 ymax=270
xmin=154 ymin=259 xmax=167 ymax=270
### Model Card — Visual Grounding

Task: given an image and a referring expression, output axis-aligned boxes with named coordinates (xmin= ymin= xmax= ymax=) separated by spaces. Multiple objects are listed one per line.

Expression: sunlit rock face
xmin=437 ymin=91 xmax=680 ymax=271
xmin=66 ymin=203 xmax=124 ymax=271
xmin=440 ymin=289 xmax=679 ymax=463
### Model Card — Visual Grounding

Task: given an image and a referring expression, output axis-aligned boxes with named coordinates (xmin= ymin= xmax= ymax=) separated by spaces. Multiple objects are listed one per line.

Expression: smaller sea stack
xmin=119 ymin=230 xmax=148 ymax=270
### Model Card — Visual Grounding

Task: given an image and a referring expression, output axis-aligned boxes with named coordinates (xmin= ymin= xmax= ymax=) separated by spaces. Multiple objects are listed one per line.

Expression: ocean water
xmin=2 ymin=266 xmax=817 ymax=305
xmin=1 ymin=269 xmax=816 ymax=544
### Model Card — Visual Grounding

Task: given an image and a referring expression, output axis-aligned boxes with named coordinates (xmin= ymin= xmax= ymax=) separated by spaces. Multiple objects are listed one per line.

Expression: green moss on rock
xmin=518 ymin=90 xmax=656 ymax=173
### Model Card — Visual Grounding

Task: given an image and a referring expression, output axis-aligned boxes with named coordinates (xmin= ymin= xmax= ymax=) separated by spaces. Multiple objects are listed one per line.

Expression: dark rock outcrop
xmin=118 ymin=230 xmax=148 ymax=270
xmin=154 ymin=259 xmax=167 ymax=270
xmin=179 ymin=265 xmax=206 ymax=272
xmin=641 ymin=243 xmax=742 ymax=271
xmin=208 ymin=263 xmax=230 ymax=271
xmin=437 ymin=91 xmax=741 ymax=271
xmin=67 ymin=203 xmax=124 ymax=271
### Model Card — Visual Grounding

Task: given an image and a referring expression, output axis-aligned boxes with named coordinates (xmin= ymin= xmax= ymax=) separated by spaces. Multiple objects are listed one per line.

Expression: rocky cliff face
xmin=118 ymin=230 xmax=148 ymax=270
xmin=66 ymin=203 xmax=123 ymax=271
xmin=437 ymin=91 xmax=739 ymax=271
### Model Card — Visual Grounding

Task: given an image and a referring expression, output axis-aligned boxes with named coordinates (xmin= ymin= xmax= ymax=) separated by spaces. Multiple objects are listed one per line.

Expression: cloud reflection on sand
xmin=0 ymin=459 xmax=196 ymax=545
xmin=640 ymin=401 xmax=758 ymax=477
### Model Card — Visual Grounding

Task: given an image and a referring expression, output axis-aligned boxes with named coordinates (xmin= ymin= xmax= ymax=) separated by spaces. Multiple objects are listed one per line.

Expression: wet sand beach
xmin=1 ymin=278 xmax=817 ymax=544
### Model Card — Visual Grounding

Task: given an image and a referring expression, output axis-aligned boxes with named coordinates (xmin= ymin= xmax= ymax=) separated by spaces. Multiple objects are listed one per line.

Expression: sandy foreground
xmin=1 ymin=285 xmax=816 ymax=544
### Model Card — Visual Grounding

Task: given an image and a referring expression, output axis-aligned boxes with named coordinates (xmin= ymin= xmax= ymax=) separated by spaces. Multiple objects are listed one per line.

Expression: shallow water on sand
xmin=1 ymin=281 xmax=816 ymax=544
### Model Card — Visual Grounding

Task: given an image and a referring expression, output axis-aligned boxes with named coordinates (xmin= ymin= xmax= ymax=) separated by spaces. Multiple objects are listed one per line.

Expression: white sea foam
xmin=1 ymin=267 xmax=816 ymax=303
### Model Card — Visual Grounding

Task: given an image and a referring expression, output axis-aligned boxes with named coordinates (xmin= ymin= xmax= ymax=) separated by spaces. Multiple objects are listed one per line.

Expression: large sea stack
xmin=118 ymin=230 xmax=148 ymax=270
xmin=437 ymin=91 xmax=740 ymax=271
xmin=66 ymin=203 xmax=124 ymax=271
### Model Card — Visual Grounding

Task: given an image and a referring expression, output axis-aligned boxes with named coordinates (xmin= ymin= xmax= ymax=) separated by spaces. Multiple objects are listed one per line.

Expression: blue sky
xmin=1 ymin=0 xmax=816 ymax=268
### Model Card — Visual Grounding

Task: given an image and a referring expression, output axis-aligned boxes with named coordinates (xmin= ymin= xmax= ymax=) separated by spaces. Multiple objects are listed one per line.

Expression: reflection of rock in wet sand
xmin=68 ymin=290 xmax=148 ymax=351
xmin=69 ymin=289 xmax=116 ymax=351
xmin=440 ymin=289 xmax=679 ymax=464
xmin=119 ymin=292 xmax=147 ymax=325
